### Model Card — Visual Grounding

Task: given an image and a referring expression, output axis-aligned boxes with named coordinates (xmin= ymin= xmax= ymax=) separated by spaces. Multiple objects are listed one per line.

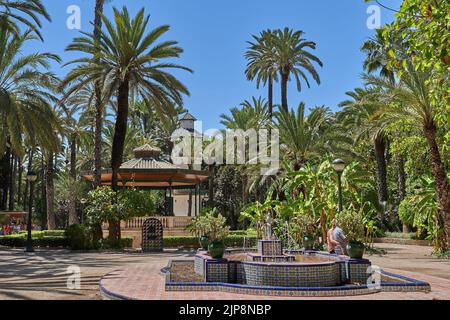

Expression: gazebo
xmin=82 ymin=144 xmax=210 ymax=216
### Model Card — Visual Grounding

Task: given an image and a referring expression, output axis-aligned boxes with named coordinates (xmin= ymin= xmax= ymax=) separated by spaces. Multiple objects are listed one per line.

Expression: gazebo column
xmin=169 ymin=184 xmax=174 ymax=216
xmin=188 ymin=188 xmax=193 ymax=217
xmin=194 ymin=185 xmax=198 ymax=217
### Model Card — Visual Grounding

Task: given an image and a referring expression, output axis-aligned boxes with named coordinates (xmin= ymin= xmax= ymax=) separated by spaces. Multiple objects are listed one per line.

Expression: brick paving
xmin=0 ymin=243 xmax=449 ymax=300
xmin=99 ymin=261 xmax=450 ymax=300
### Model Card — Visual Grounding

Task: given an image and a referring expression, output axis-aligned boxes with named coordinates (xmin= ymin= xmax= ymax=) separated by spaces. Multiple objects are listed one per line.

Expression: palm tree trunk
xmin=397 ymin=156 xmax=409 ymax=233
xmin=68 ymin=135 xmax=79 ymax=225
xmin=374 ymin=135 xmax=388 ymax=205
xmin=17 ymin=157 xmax=22 ymax=208
xmin=268 ymin=75 xmax=273 ymax=120
xmin=242 ymin=174 xmax=249 ymax=206
xmin=1 ymin=148 xmax=11 ymax=210
xmin=93 ymin=0 xmax=105 ymax=189
xmin=281 ymin=72 xmax=289 ymax=112
xmin=46 ymin=152 xmax=56 ymax=230
xmin=40 ymin=151 xmax=47 ymax=229
xmin=23 ymin=148 xmax=34 ymax=210
xmin=208 ymin=164 xmax=214 ymax=207
xmin=8 ymin=154 xmax=17 ymax=211
xmin=109 ymin=79 xmax=130 ymax=244
xmin=92 ymin=0 xmax=106 ymax=243
xmin=423 ymin=122 xmax=450 ymax=248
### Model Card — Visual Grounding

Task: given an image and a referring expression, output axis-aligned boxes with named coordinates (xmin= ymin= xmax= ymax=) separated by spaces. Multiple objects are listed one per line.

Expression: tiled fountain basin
xmin=164 ymin=258 xmax=431 ymax=297
xmin=193 ymin=250 xmax=371 ymax=287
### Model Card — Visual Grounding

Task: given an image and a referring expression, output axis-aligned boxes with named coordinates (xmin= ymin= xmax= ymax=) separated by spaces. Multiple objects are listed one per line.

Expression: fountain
xmin=247 ymin=212 xmax=295 ymax=262
xmin=188 ymin=211 xmax=366 ymax=289
xmin=162 ymin=209 xmax=430 ymax=297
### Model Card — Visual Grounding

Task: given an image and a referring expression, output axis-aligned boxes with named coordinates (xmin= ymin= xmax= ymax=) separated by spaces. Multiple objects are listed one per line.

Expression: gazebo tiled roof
xmin=120 ymin=145 xmax=178 ymax=170
xmin=82 ymin=144 xmax=209 ymax=189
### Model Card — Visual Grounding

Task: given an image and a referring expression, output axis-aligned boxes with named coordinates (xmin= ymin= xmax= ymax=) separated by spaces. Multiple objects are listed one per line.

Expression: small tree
xmin=84 ymin=187 xmax=155 ymax=246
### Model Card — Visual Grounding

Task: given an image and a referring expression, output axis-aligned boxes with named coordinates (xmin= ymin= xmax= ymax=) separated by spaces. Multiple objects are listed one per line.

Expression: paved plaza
xmin=0 ymin=243 xmax=449 ymax=300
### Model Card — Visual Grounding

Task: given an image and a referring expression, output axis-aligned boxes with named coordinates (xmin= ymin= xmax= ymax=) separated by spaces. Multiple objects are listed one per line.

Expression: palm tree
xmin=361 ymin=27 xmax=411 ymax=229
xmin=245 ymin=30 xmax=278 ymax=119
xmin=58 ymin=102 xmax=90 ymax=226
xmin=339 ymin=86 xmax=390 ymax=207
xmin=92 ymin=0 xmax=111 ymax=189
xmin=271 ymin=28 xmax=323 ymax=111
xmin=275 ymin=103 xmax=338 ymax=170
xmin=220 ymin=97 xmax=271 ymax=205
xmin=0 ymin=29 xmax=60 ymax=157
xmin=61 ymin=7 xmax=191 ymax=243
xmin=220 ymin=96 xmax=270 ymax=131
xmin=365 ymin=64 xmax=450 ymax=248
xmin=0 ymin=0 xmax=50 ymax=40
xmin=0 ymin=29 xmax=60 ymax=211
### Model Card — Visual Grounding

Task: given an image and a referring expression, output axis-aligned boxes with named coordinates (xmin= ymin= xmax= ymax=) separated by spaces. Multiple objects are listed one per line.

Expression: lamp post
xmin=25 ymin=171 xmax=37 ymax=253
xmin=332 ymin=159 xmax=346 ymax=212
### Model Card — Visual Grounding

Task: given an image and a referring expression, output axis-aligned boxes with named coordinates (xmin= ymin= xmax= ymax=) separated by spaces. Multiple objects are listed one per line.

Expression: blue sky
xmin=25 ymin=0 xmax=401 ymax=129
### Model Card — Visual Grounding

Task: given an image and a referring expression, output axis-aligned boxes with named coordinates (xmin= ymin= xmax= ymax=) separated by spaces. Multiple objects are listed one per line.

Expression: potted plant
xmin=187 ymin=215 xmax=210 ymax=250
xmin=204 ymin=210 xmax=230 ymax=259
xmin=293 ymin=214 xmax=317 ymax=250
xmin=335 ymin=209 xmax=366 ymax=259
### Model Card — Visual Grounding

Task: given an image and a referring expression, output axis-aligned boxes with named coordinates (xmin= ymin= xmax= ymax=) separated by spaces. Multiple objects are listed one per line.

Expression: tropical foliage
xmin=0 ymin=1 xmax=448 ymax=254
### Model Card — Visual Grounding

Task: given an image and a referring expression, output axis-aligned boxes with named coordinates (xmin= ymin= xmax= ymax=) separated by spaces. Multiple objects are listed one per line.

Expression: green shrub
xmin=163 ymin=235 xmax=257 ymax=249
xmin=41 ymin=230 xmax=66 ymax=237
xmin=384 ymin=232 xmax=418 ymax=240
xmin=100 ymin=237 xmax=133 ymax=249
xmin=187 ymin=208 xmax=230 ymax=241
xmin=229 ymin=230 xmax=257 ymax=236
xmin=0 ymin=230 xmax=131 ymax=250
xmin=334 ymin=208 xmax=366 ymax=242
xmin=65 ymin=224 xmax=92 ymax=250
xmin=0 ymin=235 xmax=68 ymax=248
xmin=398 ymin=199 xmax=415 ymax=227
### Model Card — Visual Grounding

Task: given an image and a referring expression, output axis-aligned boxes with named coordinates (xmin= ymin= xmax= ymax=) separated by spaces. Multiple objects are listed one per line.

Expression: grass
xmin=384 ymin=232 xmax=419 ymax=240
xmin=433 ymin=250 xmax=450 ymax=260
xmin=365 ymin=245 xmax=387 ymax=256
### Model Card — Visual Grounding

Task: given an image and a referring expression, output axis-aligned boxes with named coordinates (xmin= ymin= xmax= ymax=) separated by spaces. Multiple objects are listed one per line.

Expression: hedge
xmin=164 ymin=235 xmax=258 ymax=249
xmin=0 ymin=233 xmax=133 ymax=249
xmin=0 ymin=236 xmax=68 ymax=248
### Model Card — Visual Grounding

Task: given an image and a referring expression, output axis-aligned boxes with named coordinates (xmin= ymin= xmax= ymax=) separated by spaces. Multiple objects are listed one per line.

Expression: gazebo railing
xmin=116 ymin=216 xmax=193 ymax=230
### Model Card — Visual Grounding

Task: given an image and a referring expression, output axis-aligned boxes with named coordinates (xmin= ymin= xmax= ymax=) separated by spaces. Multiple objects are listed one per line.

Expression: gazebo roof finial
xmin=133 ymin=144 xmax=161 ymax=159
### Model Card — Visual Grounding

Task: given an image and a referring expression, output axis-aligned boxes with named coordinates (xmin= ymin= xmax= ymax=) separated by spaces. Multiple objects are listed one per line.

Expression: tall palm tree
xmin=0 ymin=29 xmax=60 ymax=157
xmin=245 ymin=30 xmax=278 ymax=119
xmin=339 ymin=86 xmax=390 ymax=206
xmin=0 ymin=29 xmax=60 ymax=211
xmin=0 ymin=0 xmax=50 ymax=40
xmin=92 ymin=0 xmax=111 ymax=189
xmin=220 ymin=97 xmax=271 ymax=205
xmin=58 ymin=102 xmax=90 ymax=226
xmin=365 ymin=64 xmax=450 ymax=248
xmin=271 ymin=28 xmax=323 ymax=111
xmin=61 ymin=7 xmax=191 ymax=243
